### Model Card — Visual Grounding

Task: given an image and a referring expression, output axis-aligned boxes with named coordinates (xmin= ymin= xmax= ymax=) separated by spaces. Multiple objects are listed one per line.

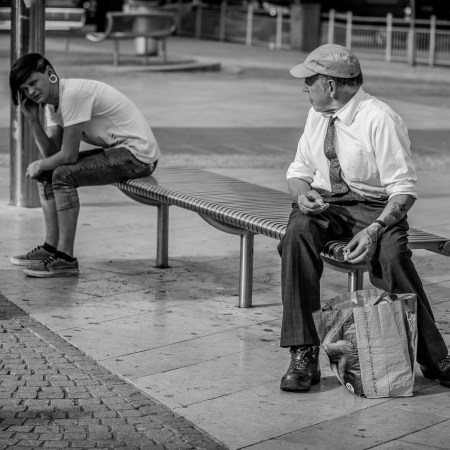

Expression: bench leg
xmin=143 ymin=38 xmax=148 ymax=65
xmin=160 ymin=39 xmax=167 ymax=64
xmin=113 ymin=41 xmax=119 ymax=66
xmin=156 ymin=203 xmax=170 ymax=268
xmin=348 ymin=269 xmax=365 ymax=292
xmin=239 ymin=233 xmax=254 ymax=308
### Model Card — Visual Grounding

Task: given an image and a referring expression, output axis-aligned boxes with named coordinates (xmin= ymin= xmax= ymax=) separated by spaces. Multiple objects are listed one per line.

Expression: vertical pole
xmin=429 ymin=15 xmax=436 ymax=66
xmin=10 ymin=0 xmax=45 ymax=208
xmin=386 ymin=13 xmax=392 ymax=62
xmin=113 ymin=40 xmax=119 ymax=66
xmin=176 ymin=0 xmax=183 ymax=32
xmin=275 ymin=7 xmax=283 ymax=49
xmin=345 ymin=11 xmax=352 ymax=49
xmin=156 ymin=203 xmax=169 ymax=268
xmin=238 ymin=233 xmax=254 ymax=308
xmin=327 ymin=9 xmax=335 ymax=44
xmin=219 ymin=0 xmax=226 ymax=42
xmin=195 ymin=1 xmax=202 ymax=39
xmin=407 ymin=0 xmax=416 ymax=65
xmin=246 ymin=2 xmax=253 ymax=46
xmin=143 ymin=36 xmax=148 ymax=65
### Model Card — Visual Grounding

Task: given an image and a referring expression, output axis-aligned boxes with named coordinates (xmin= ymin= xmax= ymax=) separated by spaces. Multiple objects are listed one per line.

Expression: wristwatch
xmin=373 ymin=219 xmax=388 ymax=235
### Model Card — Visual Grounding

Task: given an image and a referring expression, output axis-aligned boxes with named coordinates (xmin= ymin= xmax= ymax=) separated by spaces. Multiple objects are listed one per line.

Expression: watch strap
xmin=373 ymin=219 xmax=388 ymax=234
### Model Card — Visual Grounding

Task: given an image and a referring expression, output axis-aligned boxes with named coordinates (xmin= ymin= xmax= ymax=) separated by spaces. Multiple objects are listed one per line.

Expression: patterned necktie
xmin=324 ymin=116 xmax=349 ymax=195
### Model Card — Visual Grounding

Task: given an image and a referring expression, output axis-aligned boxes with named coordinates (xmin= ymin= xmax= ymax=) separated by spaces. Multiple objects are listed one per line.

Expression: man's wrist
xmin=370 ymin=219 xmax=388 ymax=236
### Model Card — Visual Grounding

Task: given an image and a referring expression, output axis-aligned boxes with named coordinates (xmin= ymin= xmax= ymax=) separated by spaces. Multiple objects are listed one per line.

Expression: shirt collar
xmin=332 ymin=88 xmax=366 ymax=126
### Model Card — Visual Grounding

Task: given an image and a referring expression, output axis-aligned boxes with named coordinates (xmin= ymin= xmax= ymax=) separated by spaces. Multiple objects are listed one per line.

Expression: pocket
xmin=340 ymin=145 xmax=371 ymax=182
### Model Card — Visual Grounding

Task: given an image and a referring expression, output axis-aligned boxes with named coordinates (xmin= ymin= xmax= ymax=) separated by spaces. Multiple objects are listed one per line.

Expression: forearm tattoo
xmin=388 ymin=202 xmax=409 ymax=222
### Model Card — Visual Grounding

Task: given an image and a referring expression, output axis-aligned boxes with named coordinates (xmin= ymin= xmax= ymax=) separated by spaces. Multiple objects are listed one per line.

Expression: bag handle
xmin=373 ymin=291 xmax=398 ymax=306
xmin=321 ymin=297 xmax=335 ymax=312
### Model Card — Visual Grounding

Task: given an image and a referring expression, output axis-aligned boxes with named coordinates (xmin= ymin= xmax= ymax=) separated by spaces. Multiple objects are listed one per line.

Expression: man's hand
xmin=298 ymin=190 xmax=329 ymax=215
xmin=344 ymin=223 xmax=382 ymax=263
xmin=26 ymin=160 xmax=43 ymax=179
xmin=19 ymin=92 xmax=40 ymax=123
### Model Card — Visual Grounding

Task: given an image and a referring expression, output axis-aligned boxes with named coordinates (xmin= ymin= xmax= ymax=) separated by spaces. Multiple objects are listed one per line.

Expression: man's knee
xmin=52 ymin=165 xmax=78 ymax=190
xmin=279 ymin=211 xmax=328 ymax=257
xmin=286 ymin=211 xmax=328 ymax=242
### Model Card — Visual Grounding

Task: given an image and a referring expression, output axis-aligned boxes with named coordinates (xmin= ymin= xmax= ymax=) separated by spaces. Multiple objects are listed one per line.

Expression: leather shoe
xmin=280 ymin=345 xmax=321 ymax=391
xmin=420 ymin=355 xmax=450 ymax=388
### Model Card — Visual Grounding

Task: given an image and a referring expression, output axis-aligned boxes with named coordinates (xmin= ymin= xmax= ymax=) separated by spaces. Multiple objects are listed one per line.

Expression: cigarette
xmin=315 ymin=198 xmax=325 ymax=207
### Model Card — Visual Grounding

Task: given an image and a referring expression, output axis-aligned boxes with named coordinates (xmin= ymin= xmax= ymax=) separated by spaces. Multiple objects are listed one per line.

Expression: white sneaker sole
xmin=23 ymin=268 xmax=79 ymax=278
xmin=11 ymin=257 xmax=45 ymax=266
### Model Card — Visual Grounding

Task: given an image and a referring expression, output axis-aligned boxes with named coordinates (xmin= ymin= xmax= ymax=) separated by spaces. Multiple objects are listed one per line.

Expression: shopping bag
xmin=312 ymin=288 xmax=417 ymax=398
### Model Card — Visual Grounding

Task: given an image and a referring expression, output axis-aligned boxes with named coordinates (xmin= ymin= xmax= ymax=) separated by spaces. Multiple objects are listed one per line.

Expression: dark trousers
xmin=277 ymin=199 xmax=448 ymax=367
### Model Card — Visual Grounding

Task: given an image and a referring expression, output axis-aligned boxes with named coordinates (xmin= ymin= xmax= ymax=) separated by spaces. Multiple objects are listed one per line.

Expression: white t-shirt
xmin=45 ymin=78 xmax=160 ymax=164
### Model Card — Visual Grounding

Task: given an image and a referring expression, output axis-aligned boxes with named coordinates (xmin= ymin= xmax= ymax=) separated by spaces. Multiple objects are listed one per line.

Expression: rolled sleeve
xmin=373 ymin=111 xmax=418 ymax=200
xmin=286 ymin=133 xmax=315 ymax=182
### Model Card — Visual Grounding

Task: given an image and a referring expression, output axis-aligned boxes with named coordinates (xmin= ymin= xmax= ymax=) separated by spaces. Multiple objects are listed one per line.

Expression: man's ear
xmin=328 ymin=79 xmax=337 ymax=98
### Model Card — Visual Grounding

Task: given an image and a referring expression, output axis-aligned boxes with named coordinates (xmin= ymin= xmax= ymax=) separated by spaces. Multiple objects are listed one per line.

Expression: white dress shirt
xmin=286 ymin=88 xmax=418 ymax=200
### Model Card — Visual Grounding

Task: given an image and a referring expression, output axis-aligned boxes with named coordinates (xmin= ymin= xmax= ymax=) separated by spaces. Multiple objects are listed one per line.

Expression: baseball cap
xmin=290 ymin=44 xmax=361 ymax=79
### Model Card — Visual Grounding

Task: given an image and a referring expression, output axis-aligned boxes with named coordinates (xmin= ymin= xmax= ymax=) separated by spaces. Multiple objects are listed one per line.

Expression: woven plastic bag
xmin=312 ymin=289 xmax=417 ymax=398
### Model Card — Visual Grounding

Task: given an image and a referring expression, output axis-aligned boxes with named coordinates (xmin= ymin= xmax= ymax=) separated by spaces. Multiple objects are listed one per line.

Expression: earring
xmin=49 ymin=74 xmax=58 ymax=84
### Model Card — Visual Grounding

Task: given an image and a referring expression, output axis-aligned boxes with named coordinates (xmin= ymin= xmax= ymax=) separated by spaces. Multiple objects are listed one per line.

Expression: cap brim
xmin=290 ymin=63 xmax=317 ymax=79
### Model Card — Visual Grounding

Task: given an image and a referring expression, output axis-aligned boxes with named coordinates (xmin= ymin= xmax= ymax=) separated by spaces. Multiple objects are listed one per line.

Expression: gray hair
xmin=321 ymin=73 xmax=364 ymax=88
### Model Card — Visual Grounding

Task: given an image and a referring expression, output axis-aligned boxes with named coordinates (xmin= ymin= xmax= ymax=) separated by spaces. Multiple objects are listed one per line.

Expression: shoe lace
xmin=437 ymin=355 xmax=450 ymax=369
xmin=28 ymin=245 xmax=43 ymax=256
xmin=289 ymin=347 xmax=311 ymax=370
xmin=290 ymin=358 xmax=308 ymax=370
xmin=41 ymin=255 xmax=58 ymax=267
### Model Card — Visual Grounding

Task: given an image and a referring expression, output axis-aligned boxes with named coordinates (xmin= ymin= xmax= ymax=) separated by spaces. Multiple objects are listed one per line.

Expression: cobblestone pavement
xmin=0 ymin=294 xmax=228 ymax=450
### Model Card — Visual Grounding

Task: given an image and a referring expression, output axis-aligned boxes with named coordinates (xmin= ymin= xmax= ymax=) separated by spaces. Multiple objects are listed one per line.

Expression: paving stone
xmin=63 ymin=432 xmax=87 ymax=440
xmin=7 ymin=426 xmax=35 ymax=433
xmin=39 ymin=433 xmax=64 ymax=441
xmin=17 ymin=439 xmax=45 ymax=447
xmin=88 ymin=432 xmax=113 ymax=440
xmin=43 ymin=441 xmax=69 ymax=448
xmin=14 ymin=432 xmax=41 ymax=440
xmin=34 ymin=427 xmax=62 ymax=434
xmin=0 ymin=433 xmax=14 ymax=438
xmin=66 ymin=392 xmax=91 ymax=399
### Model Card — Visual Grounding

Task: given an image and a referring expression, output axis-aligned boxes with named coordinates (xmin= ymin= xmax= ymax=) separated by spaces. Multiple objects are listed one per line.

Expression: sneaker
xmin=23 ymin=255 xmax=79 ymax=278
xmin=11 ymin=245 xmax=55 ymax=266
xmin=280 ymin=345 xmax=321 ymax=391
xmin=420 ymin=355 xmax=450 ymax=388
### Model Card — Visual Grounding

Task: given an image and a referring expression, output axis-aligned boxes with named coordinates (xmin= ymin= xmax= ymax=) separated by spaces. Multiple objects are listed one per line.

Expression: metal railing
xmin=175 ymin=2 xmax=291 ymax=50
xmin=170 ymin=3 xmax=450 ymax=66
xmin=322 ymin=9 xmax=450 ymax=66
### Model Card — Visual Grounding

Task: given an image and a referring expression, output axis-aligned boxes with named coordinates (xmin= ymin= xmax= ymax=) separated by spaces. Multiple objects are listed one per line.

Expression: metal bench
xmin=0 ymin=7 xmax=86 ymax=52
xmin=115 ymin=167 xmax=450 ymax=308
xmin=85 ymin=11 xmax=176 ymax=66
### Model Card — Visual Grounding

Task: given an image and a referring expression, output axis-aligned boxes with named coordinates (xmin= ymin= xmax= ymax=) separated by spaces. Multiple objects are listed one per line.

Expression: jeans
xmin=277 ymin=199 xmax=448 ymax=367
xmin=37 ymin=147 xmax=157 ymax=211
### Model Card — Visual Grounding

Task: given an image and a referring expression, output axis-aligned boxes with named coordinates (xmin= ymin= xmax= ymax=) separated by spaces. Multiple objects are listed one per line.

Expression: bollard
xmin=10 ymin=0 xmax=45 ymax=207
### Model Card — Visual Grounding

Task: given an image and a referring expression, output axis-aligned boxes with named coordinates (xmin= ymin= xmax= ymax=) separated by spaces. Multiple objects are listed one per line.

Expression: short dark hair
xmin=9 ymin=53 xmax=56 ymax=105
xmin=321 ymin=73 xmax=364 ymax=88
